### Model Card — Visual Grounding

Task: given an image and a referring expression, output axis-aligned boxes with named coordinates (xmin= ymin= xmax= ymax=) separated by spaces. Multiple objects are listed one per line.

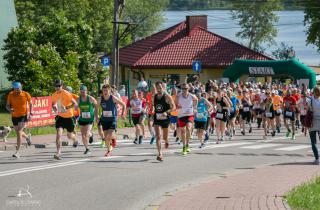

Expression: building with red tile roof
xmin=118 ymin=15 xmax=273 ymax=86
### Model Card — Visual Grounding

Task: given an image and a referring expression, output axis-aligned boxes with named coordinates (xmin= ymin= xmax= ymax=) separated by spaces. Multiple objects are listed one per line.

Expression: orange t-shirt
xmin=52 ymin=90 xmax=74 ymax=118
xmin=170 ymin=95 xmax=178 ymax=116
xmin=272 ymin=95 xmax=283 ymax=110
xmin=72 ymin=94 xmax=80 ymax=117
xmin=7 ymin=91 xmax=32 ymax=117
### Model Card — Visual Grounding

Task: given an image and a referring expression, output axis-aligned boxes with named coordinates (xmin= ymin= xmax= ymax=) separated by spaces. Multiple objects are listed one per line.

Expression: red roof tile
xmin=119 ymin=20 xmax=273 ymax=69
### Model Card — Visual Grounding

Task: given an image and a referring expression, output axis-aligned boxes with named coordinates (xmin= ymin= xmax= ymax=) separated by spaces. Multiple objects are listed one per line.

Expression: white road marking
xmin=275 ymin=145 xmax=310 ymax=151
xmin=240 ymin=144 xmax=281 ymax=149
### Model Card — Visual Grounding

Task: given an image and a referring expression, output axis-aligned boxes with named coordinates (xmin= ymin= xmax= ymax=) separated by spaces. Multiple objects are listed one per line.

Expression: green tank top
xmin=79 ymin=96 xmax=94 ymax=122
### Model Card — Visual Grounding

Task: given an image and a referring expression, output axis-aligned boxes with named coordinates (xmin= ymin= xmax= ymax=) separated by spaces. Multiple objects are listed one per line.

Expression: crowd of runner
xmin=5 ymin=78 xmax=320 ymax=164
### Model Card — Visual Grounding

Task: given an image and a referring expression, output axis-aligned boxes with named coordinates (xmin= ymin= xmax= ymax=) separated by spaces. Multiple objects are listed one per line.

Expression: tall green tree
xmin=303 ymin=0 xmax=320 ymax=53
xmin=272 ymin=42 xmax=296 ymax=60
xmin=231 ymin=0 xmax=282 ymax=51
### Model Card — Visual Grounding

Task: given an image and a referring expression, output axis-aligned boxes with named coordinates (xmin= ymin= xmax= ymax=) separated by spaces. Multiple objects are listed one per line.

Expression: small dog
xmin=0 ymin=126 xmax=12 ymax=142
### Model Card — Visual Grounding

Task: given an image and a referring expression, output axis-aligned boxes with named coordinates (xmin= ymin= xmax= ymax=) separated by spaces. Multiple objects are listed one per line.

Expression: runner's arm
xmin=112 ymin=95 xmax=126 ymax=117
xmin=192 ymin=95 xmax=198 ymax=112
xmin=204 ymin=98 xmax=213 ymax=113
xmin=5 ymin=99 xmax=11 ymax=113
xmin=165 ymin=94 xmax=176 ymax=114
xmin=90 ymin=96 xmax=99 ymax=122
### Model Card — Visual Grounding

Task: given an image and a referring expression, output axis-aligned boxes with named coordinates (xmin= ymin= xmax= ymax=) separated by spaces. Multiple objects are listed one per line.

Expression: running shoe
xmin=313 ymin=159 xmax=320 ymax=165
xmin=216 ymin=140 xmax=221 ymax=144
xmin=291 ymin=134 xmax=296 ymax=140
xmin=150 ymin=136 xmax=155 ymax=144
xmin=175 ymin=137 xmax=180 ymax=142
xmin=73 ymin=140 xmax=79 ymax=147
xmin=138 ymin=136 xmax=143 ymax=144
xmin=53 ymin=154 xmax=61 ymax=160
xmin=100 ymin=140 xmax=106 ymax=148
xmin=221 ymin=136 xmax=224 ymax=142
xmin=173 ymin=130 xmax=177 ymax=137
xmin=199 ymin=143 xmax=205 ymax=149
xmin=241 ymin=130 xmax=245 ymax=136
xmin=233 ymin=129 xmax=236 ymax=135
xmin=181 ymin=147 xmax=187 ymax=155
xmin=302 ymin=127 xmax=305 ymax=133
xmin=26 ymin=134 xmax=32 ymax=146
xmin=165 ymin=142 xmax=169 ymax=149
xmin=271 ymin=131 xmax=276 ymax=137
xmin=12 ymin=153 xmax=20 ymax=158
xmin=186 ymin=145 xmax=190 ymax=153
xmin=249 ymin=127 xmax=252 ymax=133
xmin=285 ymin=131 xmax=291 ymax=138
xmin=204 ymin=133 xmax=209 ymax=142
xmin=89 ymin=134 xmax=94 ymax=144
xmin=156 ymin=155 xmax=164 ymax=161
xmin=111 ymin=138 xmax=117 ymax=148
xmin=105 ymin=151 xmax=111 ymax=157
xmin=276 ymin=127 xmax=280 ymax=133
xmin=84 ymin=148 xmax=91 ymax=155
xmin=133 ymin=138 xmax=138 ymax=144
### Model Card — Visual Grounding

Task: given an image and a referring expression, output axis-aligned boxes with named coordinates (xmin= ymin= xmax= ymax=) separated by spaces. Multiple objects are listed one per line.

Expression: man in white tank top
xmin=175 ymin=83 xmax=198 ymax=155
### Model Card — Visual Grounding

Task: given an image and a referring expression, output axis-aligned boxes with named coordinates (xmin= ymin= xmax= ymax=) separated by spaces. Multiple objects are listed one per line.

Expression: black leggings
xmin=309 ymin=131 xmax=319 ymax=160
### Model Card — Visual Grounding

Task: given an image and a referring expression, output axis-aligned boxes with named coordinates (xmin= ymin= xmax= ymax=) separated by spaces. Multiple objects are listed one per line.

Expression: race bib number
xmin=285 ymin=111 xmax=293 ymax=117
xmin=81 ymin=112 xmax=91 ymax=119
xmin=215 ymin=113 xmax=224 ymax=119
xmin=196 ymin=113 xmax=204 ymax=119
xmin=301 ymin=110 xmax=307 ymax=116
xmin=265 ymin=112 xmax=272 ymax=118
xmin=276 ymin=109 xmax=282 ymax=114
xmin=103 ymin=111 xmax=113 ymax=117
xmin=156 ymin=113 xmax=167 ymax=120
xmin=243 ymin=107 xmax=250 ymax=112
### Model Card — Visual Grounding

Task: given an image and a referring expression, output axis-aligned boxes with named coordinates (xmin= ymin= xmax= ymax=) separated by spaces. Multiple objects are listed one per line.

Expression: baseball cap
xmin=80 ymin=85 xmax=87 ymax=91
xmin=66 ymin=86 xmax=73 ymax=92
xmin=12 ymin=82 xmax=22 ymax=89
xmin=55 ymin=79 xmax=63 ymax=86
xmin=271 ymin=90 xmax=276 ymax=94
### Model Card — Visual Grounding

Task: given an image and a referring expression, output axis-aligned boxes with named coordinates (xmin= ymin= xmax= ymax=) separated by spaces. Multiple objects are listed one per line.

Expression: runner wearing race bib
xmin=227 ymin=89 xmax=239 ymax=139
xmin=176 ymin=83 xmax=198 ymax=155
xmin=153 ymin=81 xmax=175 ymax=161
xmin=146 ymin=86 xmax=156 ymax=144
xmin=283 ymin=90 xmax=297 ymax=140
xmin=298 ymin=93 xmax=311 ymax=136
xmin=263 ymin=91 xmax=276 ymax=139
xmin=215 ymin=89 xmax=231 ymax=143
xmin=194 ymin=93 xmax=213 ymax=148
xmin=272 ymin=89 xmax=283 ymax=133
xmin=77 ymin=85 xmax=99 ymax=155
xmin=170 ymin=87 xmax=180 ymax=143
xmin=240 ymin=89 xmax=252 ymax=136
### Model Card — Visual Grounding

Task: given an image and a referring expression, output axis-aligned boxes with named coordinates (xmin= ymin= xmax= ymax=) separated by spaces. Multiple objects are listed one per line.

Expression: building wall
xmin=0 ymin=0 xmax=18 ymax=89
xmin=121 ymin=66 xmax=225 ymax=89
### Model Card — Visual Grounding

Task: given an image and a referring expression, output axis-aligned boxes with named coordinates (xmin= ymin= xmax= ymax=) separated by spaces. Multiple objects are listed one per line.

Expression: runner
xmin=176 ymin=83 xmax=198 ymax=155
xmin=194 ymin=92 xmax=213 ymax=148
xmin=6 ymin=82 xmax=32 ymax=158
xmin=272 ymin=89 xmax=283 ymax=133
xmin=215 ymin=89 xmax=231 ymax=143
xmin=227 ymin=89 xmax=239 ymax=139
xmin=77 ymin=85 xmax=99 ymax=154
xmin=127 ymin=89 xmax=146 ymax=144
xmin=240 ymin=89 xmax=253 ymax=135
xmin=170 ymin=87 xmax=180 ymax=143
xmin=138 ymin=91 xmax=147 ymax=138
xmin=66 ymin=86 xmax=81 ymax=144
xmin=283 ymin=90 xmax=298 ymax=140
xmin=146 ymin=86 xmax=156 ymax=144
xmin=97 ymin=90 xmax=106 ymax=147
xmin=152 ymin=81 xmax=175 ymax=161
xmin=51 ymin=80 xmax=78 ymax=160
xmin=263 ymin=91 xmax=276 ymax=139
xmin=298 ymin=92 xmax=311 ymax=136
xmin=97 ymin=84 xmax=126 ymax=157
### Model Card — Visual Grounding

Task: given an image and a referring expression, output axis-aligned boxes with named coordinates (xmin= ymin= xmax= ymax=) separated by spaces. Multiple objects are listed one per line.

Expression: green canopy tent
xmin=223 ymin=59 xmax=316 ymax=88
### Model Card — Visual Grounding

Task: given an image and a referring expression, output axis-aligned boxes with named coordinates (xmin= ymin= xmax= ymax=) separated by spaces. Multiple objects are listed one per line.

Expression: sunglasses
xmin=182 ymin=88 xmax=188 ymax=90
xmin=55 ymin=85 xmax=61 ymax=88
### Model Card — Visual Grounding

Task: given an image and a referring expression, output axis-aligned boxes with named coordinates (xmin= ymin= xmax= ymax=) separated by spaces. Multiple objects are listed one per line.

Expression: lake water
xmin=161 ymin=10 xmax=320 ymax=66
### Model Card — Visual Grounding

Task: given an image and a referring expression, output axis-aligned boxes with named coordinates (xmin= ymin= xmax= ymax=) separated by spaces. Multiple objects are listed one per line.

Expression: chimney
xmin=186 ymin=15 xmax=207 ymax=35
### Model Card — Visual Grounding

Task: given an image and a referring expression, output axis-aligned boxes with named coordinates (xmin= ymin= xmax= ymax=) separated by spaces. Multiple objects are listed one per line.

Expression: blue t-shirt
xmin=230 ymin=96 xmax=239 ymax=113
xmin=195 ymin=98 xmax=208 ymax=122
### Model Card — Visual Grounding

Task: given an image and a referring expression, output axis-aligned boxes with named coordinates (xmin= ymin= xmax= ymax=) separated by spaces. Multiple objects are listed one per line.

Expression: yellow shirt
xmin=7 ymin=91 xmax=32 ymax=117
xmin=52 ymin=90 xmax=74 ymax=118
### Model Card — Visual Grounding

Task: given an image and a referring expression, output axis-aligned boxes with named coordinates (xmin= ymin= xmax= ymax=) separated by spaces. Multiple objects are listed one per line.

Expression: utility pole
xmin=111 ymin=0 xmax=120 ymax=85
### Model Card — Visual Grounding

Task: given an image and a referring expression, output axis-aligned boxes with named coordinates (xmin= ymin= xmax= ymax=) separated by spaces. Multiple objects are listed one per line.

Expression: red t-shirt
xmin=283 ymin=96 xmax=297 ymax=111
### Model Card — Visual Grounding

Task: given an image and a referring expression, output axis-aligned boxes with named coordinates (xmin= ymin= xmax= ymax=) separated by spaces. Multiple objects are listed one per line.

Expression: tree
xmin=303 ymin=0 xmax=320 ymax=52
xmin=231 ymin=0 xmax=282 ymax=51
xmin=272 ymin=42 xmax=296 ymax=60
xmin=2 ymin=14 xmax=97 ymax=95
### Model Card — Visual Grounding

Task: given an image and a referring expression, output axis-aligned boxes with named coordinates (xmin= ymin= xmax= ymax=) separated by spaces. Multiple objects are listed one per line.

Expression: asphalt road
xmin=0 ymin=127 xmax=314 ymax=210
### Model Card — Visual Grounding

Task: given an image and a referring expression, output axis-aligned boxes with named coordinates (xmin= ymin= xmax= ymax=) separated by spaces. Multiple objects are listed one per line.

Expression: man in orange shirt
xmin=6 ymin=82 xmax=33 ymax=158
xmin=52 ymin=80 xmax=78 ymax=160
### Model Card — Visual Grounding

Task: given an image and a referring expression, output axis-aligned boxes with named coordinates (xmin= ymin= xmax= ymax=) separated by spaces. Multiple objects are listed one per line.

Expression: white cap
xmin=271 ymin=90 xmax=276 ymax=94
xmin=262 ymin=89 xmax=266 ymax=93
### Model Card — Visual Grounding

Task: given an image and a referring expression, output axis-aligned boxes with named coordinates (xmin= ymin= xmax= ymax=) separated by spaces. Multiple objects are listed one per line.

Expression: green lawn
xmin=0 ymin=113 xmax=132 ymax=138
xmin=286 ymin=176 xmax=320 ymax=210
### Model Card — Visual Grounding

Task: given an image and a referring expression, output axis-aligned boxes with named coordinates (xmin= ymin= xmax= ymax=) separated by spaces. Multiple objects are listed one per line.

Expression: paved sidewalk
xmin=0 ymin=127 xmax=137 ymax=151
xmin=158 ymin=163 xmax=320 ymax=210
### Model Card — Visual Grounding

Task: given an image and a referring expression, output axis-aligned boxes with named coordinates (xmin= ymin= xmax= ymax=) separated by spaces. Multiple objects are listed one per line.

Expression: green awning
xmin=223 ymin=58 xmax=316 ymax=88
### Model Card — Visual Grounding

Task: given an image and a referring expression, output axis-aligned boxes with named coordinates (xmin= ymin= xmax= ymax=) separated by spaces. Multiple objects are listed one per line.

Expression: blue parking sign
xmin=101 ymin=56 xmax=110 ymax=67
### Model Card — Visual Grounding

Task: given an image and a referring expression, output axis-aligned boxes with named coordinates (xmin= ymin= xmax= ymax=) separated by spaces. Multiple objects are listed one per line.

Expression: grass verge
xmin=286 ymin=176 xmax=320 ymax=210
